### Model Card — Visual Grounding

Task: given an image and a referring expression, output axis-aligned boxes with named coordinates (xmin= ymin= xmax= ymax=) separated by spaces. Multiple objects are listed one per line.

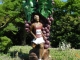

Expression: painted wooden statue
xmin=22 ymin=0 xmax=54 ymax=60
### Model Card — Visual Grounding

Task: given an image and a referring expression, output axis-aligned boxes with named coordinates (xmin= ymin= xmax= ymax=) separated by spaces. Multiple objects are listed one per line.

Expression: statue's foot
xmin=49 ymin=55 xmax=51 ymax=58
xmin=38 ymin=59 xmax=42 ymax=60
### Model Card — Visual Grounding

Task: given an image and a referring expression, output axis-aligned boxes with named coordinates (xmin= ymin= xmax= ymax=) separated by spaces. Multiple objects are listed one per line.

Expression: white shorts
xmin=32 ymin=37 xmax=45 ymax=44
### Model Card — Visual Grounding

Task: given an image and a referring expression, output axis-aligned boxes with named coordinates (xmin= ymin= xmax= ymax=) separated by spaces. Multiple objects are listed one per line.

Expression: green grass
xmin=50 ymin=48 xmax=80 ymax=60
xmin=0 ymin=45 xmax=80 ymax=60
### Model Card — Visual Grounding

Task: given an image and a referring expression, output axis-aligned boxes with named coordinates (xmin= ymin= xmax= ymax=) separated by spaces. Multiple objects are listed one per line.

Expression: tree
xmin=50 ymin=0 xmax=80 ymax=48
xmin=0 ymin=0 xmax=26 ymax=45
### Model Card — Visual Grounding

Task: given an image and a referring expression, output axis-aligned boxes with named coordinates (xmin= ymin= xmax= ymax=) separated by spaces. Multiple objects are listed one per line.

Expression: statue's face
xmin=34 ymin=15 xmax=39 ymax=22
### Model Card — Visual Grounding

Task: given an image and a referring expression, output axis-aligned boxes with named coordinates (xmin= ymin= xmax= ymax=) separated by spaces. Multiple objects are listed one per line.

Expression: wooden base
xmin=29 ymin=48 xmax=52 ymax=60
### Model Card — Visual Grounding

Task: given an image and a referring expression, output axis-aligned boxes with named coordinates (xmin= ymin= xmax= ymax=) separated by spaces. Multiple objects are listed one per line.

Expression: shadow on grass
xmin=9 ymin=51 xmax=29 ymax=60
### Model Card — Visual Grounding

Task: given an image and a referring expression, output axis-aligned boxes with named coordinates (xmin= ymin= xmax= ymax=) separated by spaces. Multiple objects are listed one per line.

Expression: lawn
xmin=0 ymin=45 xmax=80 ymax=60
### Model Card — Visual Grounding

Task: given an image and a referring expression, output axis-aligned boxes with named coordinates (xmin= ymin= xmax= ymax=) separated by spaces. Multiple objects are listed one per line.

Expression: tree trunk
xmin=22 ymin=26 xmax=27 ymax=45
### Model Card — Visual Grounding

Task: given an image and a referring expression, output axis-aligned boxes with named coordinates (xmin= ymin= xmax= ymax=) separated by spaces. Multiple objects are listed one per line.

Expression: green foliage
xmin=15 ymin=17 xmax=24 ymax=23
xmin=22 ymin=0 xmax=34 ymax=22
xmin=38 ymin=0 xmax=53 ymax=18
xmin=0 ymin=36 xmax=12 ymax=52
xmin=50 ymin=0 xmax=80 ymax=48
xmin=54 ymin=0 xmax=66 ymax=8
xmin=3 ymin=23 xmax=18 ymax=35
xmin=22 ymin=0 xmax=53 ymax=22
xmin=0 ymin=0 xmax=25 ymax=45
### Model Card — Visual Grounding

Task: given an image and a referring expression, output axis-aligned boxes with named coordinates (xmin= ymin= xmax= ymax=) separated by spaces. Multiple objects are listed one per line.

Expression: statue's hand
xmin=34 ymin=36 xmax=37 ymax=40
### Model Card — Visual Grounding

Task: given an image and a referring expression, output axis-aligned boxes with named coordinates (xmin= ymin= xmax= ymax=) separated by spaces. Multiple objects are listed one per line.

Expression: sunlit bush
xmin=0 ymin=36 xmax=12 ymax=53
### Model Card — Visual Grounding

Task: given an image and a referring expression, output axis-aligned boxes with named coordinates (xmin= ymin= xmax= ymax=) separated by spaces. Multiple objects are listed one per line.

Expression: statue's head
xmin=34 ymin=15 xmax=39 ymax=22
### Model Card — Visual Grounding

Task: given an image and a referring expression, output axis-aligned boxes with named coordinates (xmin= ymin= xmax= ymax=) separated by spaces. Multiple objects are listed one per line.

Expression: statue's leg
xmin=42 ymin=49 xmax=52 ymax=60
xmin=39 ymin=43 xmax=44 ymax=60
xmin=42 ymin=49 xmax=49 ymax=60
xmin=31 ymin=42 xmax=36 ymax=48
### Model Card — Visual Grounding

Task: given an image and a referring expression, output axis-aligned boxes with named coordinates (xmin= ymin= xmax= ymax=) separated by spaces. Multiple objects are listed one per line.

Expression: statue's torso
xmin=33 ymin=23 xmax=42 ymax=38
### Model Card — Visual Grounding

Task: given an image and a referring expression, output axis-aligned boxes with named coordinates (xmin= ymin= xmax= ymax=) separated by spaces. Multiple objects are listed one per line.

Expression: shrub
xmin=0 ymin=36 xmax=12 ymax=53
